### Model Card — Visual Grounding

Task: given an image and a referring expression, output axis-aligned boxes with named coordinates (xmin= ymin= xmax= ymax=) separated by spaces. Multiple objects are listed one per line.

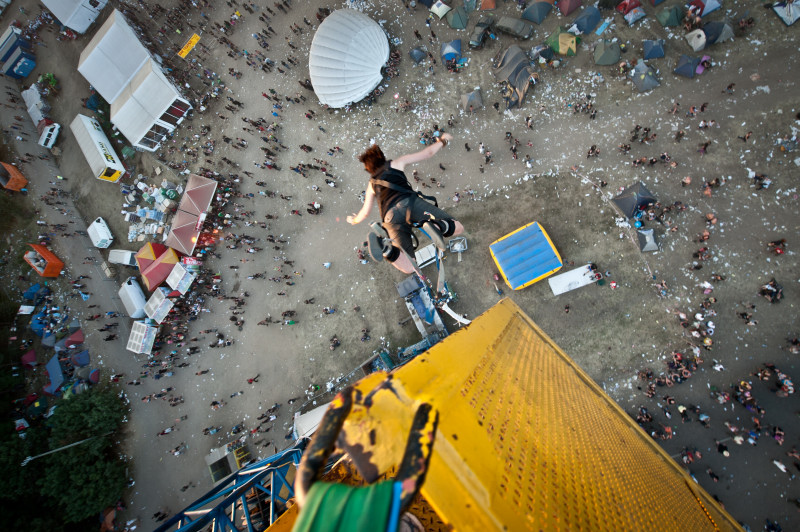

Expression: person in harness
xmin=348 ymin=134 xmax=464 ymax=274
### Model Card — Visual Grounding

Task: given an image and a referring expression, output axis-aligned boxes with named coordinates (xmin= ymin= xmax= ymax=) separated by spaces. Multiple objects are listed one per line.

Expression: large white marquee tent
xmin=308 ymin=9 xmax=389 ymax=108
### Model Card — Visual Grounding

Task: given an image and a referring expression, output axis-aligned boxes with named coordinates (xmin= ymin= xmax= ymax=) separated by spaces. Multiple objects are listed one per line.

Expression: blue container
xmin=2 ymin=47 xmax=35 ymax=79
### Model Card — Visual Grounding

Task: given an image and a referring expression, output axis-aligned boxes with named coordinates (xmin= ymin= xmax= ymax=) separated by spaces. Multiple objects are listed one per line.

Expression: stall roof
xmin=144 ymin=288 xmax=174 ymax=323
xmin=126 ymin=321 xmax=159 ymax=354
xmin=179 ymin=174 xmax=218 ymax=216
xmin=41 ymin=0 xmax=108 ymax=34
xmin=166 ymin=262 xmax=197 ymax=295
xmin=165 ymin=210 xmax=201 ymax=256
xmin=110 ymin=59 xmax=184 ymax=145
xmin=77 ymin=9 xmax=149 ymax=103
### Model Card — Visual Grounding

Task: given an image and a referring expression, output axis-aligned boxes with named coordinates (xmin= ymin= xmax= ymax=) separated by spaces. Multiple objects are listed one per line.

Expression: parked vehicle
xmin=108 ymin=249 xmax=137 ymax=267
xmin=495 ymin=16 xmax=535 ymax=39
xmin=469 ymin=17 xmax=494 ymax=49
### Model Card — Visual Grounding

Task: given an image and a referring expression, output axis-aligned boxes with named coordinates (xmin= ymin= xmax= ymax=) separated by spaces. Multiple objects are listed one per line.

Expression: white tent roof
xmin=144 ymin=288 xmax=174 ymax=324
xmin=685 ymin=29 xmax=706 ymax=51
xmin=126 ymin=320 xmax=159 ymax=354
xmin=110 ymin=59 xmax=182 ymax=144
xmin=166 ymin=262 xmax=196 ymax=295
xmin=78 ymin=9 xmax=149 ymax=102
xmin=42 ymin=0 xmax=108 ymax=34
xmin=308 ymin=9 xmax=389 ymax=108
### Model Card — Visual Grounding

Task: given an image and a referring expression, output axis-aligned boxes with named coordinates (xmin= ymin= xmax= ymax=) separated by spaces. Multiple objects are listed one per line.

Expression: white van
xmin=87 ymin=217 xmax=114 ymax=248
xmin=37 ymin=123 xmax=60 ymax=149
xmin=108 ymin=249 xmax=137 ymax=267
xmin=118 ymin=278 xmax=146 ymax=319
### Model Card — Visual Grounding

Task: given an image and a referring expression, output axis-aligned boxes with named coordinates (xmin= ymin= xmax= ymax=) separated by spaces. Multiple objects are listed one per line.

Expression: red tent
xmin=21 ymin=350 xmax=37 ymax=369
xmin=65 ymin=329 xmax=85 ymax=347
xmin=141 ymin=248 xmax=180 ymax=290
xmin=135 ymin=242 xmax=168 ymax=272
xmin=165 ymin=209 xmax=201 ymax=256
xmin=617 ymin=0 xmax=641 ymax=14
xmin=558 ymin=0 xmax=582 ymax=16
xmin=180 ymin=174 xmax=218 ymax=216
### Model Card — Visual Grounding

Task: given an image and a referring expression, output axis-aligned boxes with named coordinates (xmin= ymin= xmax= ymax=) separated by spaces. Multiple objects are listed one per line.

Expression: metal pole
xmin=21 ymin=431 xmax=114 ymax=466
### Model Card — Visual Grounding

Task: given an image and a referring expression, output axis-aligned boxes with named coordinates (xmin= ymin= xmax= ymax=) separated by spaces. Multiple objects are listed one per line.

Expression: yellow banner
xmin=177 ymin=33 xmax=200 ymax=58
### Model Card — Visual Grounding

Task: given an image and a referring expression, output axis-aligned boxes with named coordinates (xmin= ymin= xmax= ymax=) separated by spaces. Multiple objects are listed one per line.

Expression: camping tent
xmin=43 ymin=354 xmax=65 ymax=395
xmin=522 ymin=2 xmax=553 ymax=24
xmin=656 ymin=6 xmax=683 ymax=26
xmin=685 ymin=29 xmax=707 ymax=51
xmin=774 ymin=1 xmax=800 ymax=25
xmin=573 ymin=7 xmax=602 ymax=33
xmin=674 ymin=55 xmax=700 ymax=78
xmin=702 ymin=21 xmax=734 ymax=45
xmin=616 ymin=0 xmax=640 ymax=14
xmin=489 ymin=222 xmax=562 ymax=290
xmin=22 ymin=283 xmax=51 ymax=305
xmin=21 ymin=350 xmax=37 ymax=369
xmin=24 ymin=244 xmax=64 ymax=278
xmin=637 ymin=229 xmax=659 ymax=252
xmin=141 ymin=247 xmax=180 ymax=291
xmin=531 ymin=44 xmax=555 ymax=61
xmin=593 ymin=40 xmax=620 ymax=65
xmin=409 ymin=47 xmax=427 ymax=64
xmin=558 ymin=0 xmax=582 ymax=16
xmin=71 ymin=350 xmax=91 ymax=367
xmin=460 ymin=89 xmax=484 ymax=111
xmin=612 ymin=182 xmax=657 ymax=218
xmin=446 ymin=6 xmax=469 ymax=29
xmin=430 ymin=0 xmax=453 ymax=19
xmin=493 ymin=45 xmax=538 ymax=108
xmin=642 ymin=39 xmax=665 ymax=59
xmin=165 ymin=209 xmax=201 ymax=256
xmin=545 ymin=27 xmax=579 ymax=56
xmin=308 ymin=9 xmax=389 ymax=108
xmin=135 ymin=242 xmax=168 ymax=272
xmin=441 ymin=39 xmax=462 ymax=61
xmin=624 ymin=7 xmax=646 ymax=25
xmin=481 ymin=0 xmax=497 ymax=10
xmin=689 ymin=0 xmax=720 ymax=17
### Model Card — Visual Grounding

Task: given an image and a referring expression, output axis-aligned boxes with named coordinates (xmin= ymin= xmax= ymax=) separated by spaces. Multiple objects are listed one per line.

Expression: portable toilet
xmin=2 ymin=47 xmax=36 ymax=79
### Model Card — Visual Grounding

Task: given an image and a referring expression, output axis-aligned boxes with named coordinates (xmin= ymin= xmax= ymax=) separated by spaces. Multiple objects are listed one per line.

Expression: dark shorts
xmin=382 ymin=195 xmax=454 ymax=257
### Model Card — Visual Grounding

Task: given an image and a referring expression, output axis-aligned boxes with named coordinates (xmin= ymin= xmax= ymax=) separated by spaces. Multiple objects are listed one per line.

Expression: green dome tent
xmin=593 ymin=40 xmax=620 ymax=65
xmin=656 ymin=6 xmax=684 ymax=27
xmin=545 ymin=27 xmax=579 ymax=56
xmin=446 ymin=6 xmax=469 ymax=29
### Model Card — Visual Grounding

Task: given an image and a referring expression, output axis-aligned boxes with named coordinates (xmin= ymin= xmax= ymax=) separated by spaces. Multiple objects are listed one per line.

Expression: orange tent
xmin=135 ymin=242 xmax=168 ymax=272
xmin=0 ymin=162 xmax=28 ymax=192
xmin=141 ymin=247 xmax=180 ymax=290
xmin=481 ymin=0 xmax=497 ymax=9
xmin=24 ymin=244 xmax=64 ymax=277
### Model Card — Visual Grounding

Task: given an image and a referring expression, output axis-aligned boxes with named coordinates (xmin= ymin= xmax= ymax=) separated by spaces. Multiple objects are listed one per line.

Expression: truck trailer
xmin=69 ymin=114 xmax=125 ymax=183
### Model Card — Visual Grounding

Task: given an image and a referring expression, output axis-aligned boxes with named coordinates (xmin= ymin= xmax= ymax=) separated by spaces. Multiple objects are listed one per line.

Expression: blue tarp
xmin=30 ymin=312 xmax=48 ymax=336
xmin=490 ymin=222 xmax=562 ymax=290
xmin=44 ymin=354 xmax=65 ymax=395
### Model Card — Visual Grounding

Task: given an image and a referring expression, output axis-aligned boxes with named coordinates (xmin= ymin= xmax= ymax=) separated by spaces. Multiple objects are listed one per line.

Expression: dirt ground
xmin=3 ymin=0 xmax=799 ymax=529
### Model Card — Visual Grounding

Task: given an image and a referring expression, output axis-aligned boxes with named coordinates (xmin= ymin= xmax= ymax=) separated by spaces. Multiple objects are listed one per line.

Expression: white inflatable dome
xmin=308 ymin=9 xmax=389 ymax=108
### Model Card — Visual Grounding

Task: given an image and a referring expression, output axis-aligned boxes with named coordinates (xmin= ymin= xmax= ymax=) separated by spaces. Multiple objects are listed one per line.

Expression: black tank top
xmin=370 ymin=161 xmax=414 ymax=216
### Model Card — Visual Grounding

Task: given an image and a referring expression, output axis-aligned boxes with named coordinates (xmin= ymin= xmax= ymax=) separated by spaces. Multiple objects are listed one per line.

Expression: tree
xmin=36 ymin=388 xmax=128 ymax=523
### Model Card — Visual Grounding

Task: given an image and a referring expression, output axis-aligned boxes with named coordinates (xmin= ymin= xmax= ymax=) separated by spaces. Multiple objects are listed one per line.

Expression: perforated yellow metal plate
xmin=335 ymin=299 xmax=741 ymax=531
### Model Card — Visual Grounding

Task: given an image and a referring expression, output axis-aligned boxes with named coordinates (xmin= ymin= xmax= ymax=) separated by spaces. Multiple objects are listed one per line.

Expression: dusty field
xmin=3 ymin=0 xmax=799 ymax=529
